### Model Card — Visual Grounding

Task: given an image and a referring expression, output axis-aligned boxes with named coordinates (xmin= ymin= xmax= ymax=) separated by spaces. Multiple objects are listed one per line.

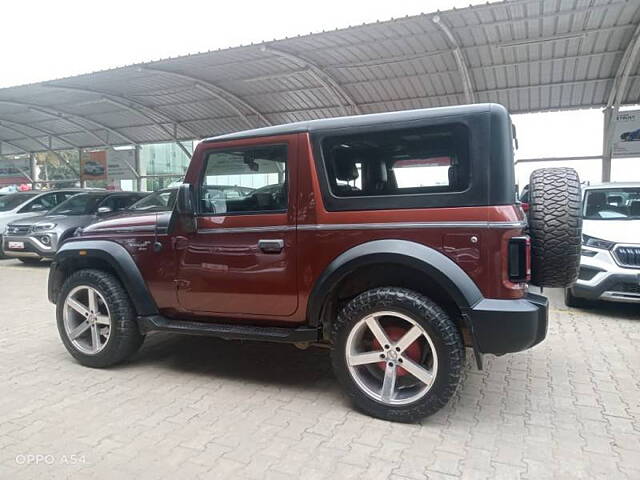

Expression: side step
xmin=138 ymin=315 xmax=321 ymax=344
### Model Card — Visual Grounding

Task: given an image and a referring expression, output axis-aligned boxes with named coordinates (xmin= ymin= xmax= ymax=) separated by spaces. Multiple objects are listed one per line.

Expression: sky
xmin=0 ymin=0 xmax=636 ymax=184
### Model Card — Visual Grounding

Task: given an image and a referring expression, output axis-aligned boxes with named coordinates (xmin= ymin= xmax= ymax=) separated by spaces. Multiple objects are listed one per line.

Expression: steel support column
xmin=30 ymin=153 xmax=37 ymax=189
xmin=601 ymin=21 xmax=640 ymax=182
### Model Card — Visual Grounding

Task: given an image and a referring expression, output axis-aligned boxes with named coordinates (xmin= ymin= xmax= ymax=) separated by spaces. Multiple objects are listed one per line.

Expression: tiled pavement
xmin=0 ymin=258 xmax=638 ymax=479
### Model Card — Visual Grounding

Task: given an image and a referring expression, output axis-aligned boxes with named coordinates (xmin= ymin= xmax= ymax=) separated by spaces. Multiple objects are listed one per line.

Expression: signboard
xmin=81 ymin=150 xmax=107 ymax=181
xmin=107 ymin=149 xmax=136 ymax=181
xmin=613 ymin=109 xmax=640 ymax=156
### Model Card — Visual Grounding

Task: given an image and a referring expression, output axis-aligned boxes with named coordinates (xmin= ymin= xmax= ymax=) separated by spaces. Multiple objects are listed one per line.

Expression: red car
xmin=48 ymin=104 xmax=581 ymax=422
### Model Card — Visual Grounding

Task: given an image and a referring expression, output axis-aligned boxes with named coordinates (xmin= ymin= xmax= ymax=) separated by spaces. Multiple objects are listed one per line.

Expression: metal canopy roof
xmin=1 ymin=0 xmax=639 ymax=155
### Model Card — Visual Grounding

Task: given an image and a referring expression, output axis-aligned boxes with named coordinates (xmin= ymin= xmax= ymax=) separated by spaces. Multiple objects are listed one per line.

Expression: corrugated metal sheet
xmin=1 ymin=0 xmax=639 ymax=154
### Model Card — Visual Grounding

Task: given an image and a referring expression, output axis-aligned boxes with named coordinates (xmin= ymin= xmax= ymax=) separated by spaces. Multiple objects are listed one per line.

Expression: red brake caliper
xmin=372 ymin=326 xmax=423 ymax=377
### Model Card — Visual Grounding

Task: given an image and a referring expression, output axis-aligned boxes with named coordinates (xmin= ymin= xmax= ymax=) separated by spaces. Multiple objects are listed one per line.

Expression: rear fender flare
xmin=306 ymin=239 xmax=483 ymax=326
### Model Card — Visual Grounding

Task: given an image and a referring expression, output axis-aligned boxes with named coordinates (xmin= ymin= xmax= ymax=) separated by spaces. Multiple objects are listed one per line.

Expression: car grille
xmin=5 ymin=225 xmax=30 ymax=236
xmin=614 ymin=246 xmax=640 ymax=268
xmin=610 ymin=283 xmax=640 ymax=295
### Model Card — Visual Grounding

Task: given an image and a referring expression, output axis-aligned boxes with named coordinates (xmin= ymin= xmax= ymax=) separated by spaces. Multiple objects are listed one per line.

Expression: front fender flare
xmin=49 ymin=240 xmax=159 ymax=316
xmin=306 ymin=239 xmax=484 ymax=326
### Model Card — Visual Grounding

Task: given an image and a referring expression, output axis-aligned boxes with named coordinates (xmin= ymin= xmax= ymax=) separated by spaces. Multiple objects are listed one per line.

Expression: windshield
xmin=0 ymin=192 xmax=38 ymax=211
xmin=48 ymin=194 xmax=105 ymax=215
xmin=583 ymin=187 xmax=640 ymax=220
xmin=129 ymin=189 xmax=177 ymax=212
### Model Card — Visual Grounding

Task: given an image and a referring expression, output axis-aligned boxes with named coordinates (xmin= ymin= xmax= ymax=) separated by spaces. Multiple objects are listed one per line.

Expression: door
xmin=176 ymin=136 xmax=298 ymax=319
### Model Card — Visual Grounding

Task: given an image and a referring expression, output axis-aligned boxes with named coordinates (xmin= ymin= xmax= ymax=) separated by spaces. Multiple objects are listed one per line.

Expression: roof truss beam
xmin=0 ymin=100 xmax=137 ymax=148
xmin=432 ymin=15 xmax=475 ymax=104
xmin=44 ymin=84 xmax=199 ymax=137
xmin=139 ymin=66 xmax=271 ymax=128
xmin=261 ymin=45 xmax=361 ymax=116
xmin=0 ymin=117 xmax=80 ymax=149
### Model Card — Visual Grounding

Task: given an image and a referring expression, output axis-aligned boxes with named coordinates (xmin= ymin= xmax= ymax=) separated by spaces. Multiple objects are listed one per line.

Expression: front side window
xmin=48 ymin=194 xmax=105 ymax=215
xmin=200 ymin=145 xmax=287 ymax=215
xmin=0 ymin=193 xmax=37 ymax=212
xmin=322 ymin=124 xmax=469 ymax=198
xmin=583 ymin=188 xmax=640 ymax=220
xmin=22 ymin=192 xmax=59 ymax=212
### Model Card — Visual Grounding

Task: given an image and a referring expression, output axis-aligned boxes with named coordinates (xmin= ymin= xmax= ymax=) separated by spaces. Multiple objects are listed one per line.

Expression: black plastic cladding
xmin=50 ymin=240 xmax=159 ymax=316
xmin=306 ymin=239 xmax=485 ymax=327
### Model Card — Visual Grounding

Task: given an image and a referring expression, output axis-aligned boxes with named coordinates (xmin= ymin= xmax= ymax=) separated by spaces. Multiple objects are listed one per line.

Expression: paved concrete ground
xmin=0 ymin=258 xmax=638 ymax=480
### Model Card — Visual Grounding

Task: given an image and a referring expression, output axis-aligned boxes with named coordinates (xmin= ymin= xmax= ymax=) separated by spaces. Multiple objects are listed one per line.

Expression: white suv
xmin=565 ymin=183 xmax=640 ymax=306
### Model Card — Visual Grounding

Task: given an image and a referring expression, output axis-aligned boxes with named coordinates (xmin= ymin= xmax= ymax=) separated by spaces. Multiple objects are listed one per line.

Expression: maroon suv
xmin=48 ymin=104 xmax=581 ymax=422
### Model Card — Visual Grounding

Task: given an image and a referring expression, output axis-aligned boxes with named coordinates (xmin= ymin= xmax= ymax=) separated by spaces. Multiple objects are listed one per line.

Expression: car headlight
xmin=582 ymin=234 xmax=615 ymax=250
xmin=32 ymin=223 xmax=56 ymax=232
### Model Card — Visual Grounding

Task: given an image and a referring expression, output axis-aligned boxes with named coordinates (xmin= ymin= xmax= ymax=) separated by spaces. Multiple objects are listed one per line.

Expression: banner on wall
xmin=612 ymin=109 xmax=640 ymax=156
xmin=107 ymin=149 xmax=136 ymax=181
xmin=81 ymin=150 xmax=107 ymax=181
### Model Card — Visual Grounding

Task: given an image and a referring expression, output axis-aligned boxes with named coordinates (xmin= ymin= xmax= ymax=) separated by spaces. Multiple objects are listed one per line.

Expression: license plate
xmin=8 ymin=241 xmax=24 ymax=250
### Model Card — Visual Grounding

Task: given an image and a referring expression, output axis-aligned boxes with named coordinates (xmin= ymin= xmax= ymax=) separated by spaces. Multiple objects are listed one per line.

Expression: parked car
xmin=565 ymin=183 xmax=640 ymax=306
xmin=619 ymin=128 xmax=640 ymax=142
xmin=0 ymin=189 xmax=94 ymax=258
xmin=3 ymin=191 xmax=146 ymax=263
xmin=48 ymin=104 xmax=582 ymax=422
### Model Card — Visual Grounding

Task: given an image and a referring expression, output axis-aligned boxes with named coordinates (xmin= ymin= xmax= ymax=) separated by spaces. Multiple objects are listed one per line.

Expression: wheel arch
xmin=49 ymin=240 xmax=159 ymax=316
xmin=307 ymin=239 xmax=484 ymax=335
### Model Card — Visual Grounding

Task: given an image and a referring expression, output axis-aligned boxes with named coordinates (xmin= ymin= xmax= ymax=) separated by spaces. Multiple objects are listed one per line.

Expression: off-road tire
xmin=564 ymin=287 xmax=588 ymax=309
xmin=56 ymin=269 xmax=144 ymax=368
xmin=19 ymin=257 xmax=41 ymax=264
xmin=331 ymin=287 xmax=464 ymax=423
xmin=528 ymin=167 xmax=582 ymax=287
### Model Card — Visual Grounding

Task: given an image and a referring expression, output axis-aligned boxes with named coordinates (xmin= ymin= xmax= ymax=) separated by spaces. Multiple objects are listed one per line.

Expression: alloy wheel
xmin=62 ymin=285 xmax=112 ymax=355
xmin=345 ymin=310 xmax=438 ymax=405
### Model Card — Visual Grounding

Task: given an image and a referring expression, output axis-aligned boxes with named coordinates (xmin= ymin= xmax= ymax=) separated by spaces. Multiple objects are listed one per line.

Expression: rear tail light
xmin=521 ymin=202 xmax=529 ymax=213
xmin=508 ymin=236 xmax=531 ymax=283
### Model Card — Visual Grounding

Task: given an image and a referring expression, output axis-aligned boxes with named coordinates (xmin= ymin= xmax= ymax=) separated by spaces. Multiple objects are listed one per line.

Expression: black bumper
xmin=571 ymin=273 xmax=640 ymax=300
xmin=468 ymin=292 xmax=548 ymax=355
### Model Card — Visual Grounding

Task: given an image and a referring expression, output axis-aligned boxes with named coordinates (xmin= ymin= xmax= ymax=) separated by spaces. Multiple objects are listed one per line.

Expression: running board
xmin=138 ymin=315 xmax=321 ymax=343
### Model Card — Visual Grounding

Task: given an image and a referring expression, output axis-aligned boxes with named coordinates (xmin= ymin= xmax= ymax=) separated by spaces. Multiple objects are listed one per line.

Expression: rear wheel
xmin=56 ymin=269 xmax=144 ymax=368
xmin=331 ymin=287 xmax=464 ymax=422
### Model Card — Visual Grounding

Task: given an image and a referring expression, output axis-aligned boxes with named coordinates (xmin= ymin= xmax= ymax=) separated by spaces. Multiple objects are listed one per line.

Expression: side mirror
xmin=30 ymin=204 xmax=45 ymax=212
xmin=170 ymin=183 xmax=196 ymax=234
xmin=97 ymin=206 xmax=112 ymax=215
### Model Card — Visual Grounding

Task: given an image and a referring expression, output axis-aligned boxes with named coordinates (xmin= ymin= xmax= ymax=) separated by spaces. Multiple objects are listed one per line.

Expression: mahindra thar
xmin=48 ymin=104 xmax=582 ymax=422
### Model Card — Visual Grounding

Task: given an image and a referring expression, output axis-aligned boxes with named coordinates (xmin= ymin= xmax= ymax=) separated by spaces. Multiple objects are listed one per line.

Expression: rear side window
xmin=322 ymin=124 xmax=469 ymax=198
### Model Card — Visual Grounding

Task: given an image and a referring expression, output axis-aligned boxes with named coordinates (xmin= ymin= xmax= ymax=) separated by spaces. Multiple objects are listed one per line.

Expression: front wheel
xmin=331 ymin=288 xmax=464 ymax=422
xmin=56 ymin=269 xmax=144 ymax=368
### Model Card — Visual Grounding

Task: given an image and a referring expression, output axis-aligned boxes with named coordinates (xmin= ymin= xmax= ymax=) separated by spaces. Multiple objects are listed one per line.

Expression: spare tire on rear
xmin=528 ymin=167 xmax=582 ymax=287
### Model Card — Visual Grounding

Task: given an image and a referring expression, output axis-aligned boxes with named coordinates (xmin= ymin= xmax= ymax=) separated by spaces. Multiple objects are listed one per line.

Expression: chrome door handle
xmin=258 ymin=239 xmax=284 ymax=253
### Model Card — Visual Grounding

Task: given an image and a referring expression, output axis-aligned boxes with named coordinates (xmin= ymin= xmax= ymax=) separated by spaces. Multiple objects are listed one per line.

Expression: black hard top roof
xmin=204 ymin=103 xmax=505 ymax=144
